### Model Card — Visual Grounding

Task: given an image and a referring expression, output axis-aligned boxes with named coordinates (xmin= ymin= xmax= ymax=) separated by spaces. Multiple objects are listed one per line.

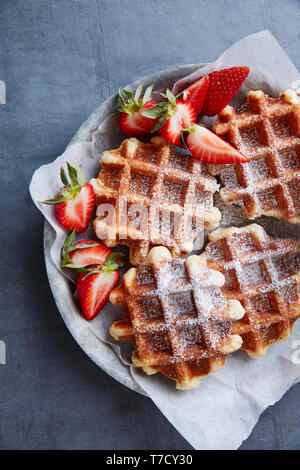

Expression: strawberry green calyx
xmin=102 ymin=252 xmax=125 ymax=274
xmin=77 ymin=252 xmax=124 ymax=280
xmin=61 ymin=229 xmax=76 ymax=266
xmin=182 ymin=123 xmax=206 ymax=134
xmin=42 ymin=162 xmax=87 ymax=205
xmin=61 ymin=230 xmax=99 ymax=267
xmin=141 ymin=89 xmax=178 ymax=132
xmin=183 ymin=124 xmax=196 ymax=134
xmin=118 ymin=84 xmax=154 ymax=116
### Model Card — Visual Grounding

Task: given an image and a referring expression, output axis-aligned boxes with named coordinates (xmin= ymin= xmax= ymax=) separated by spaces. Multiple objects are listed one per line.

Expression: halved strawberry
xmin=118 ymin=84 xmax=158 ymax=136
xmin=42 ymin=163 xmax=95 ymax=233
xmin=202 ymin=66 xmax=250 ymax=116
xmin=143 ymin=90 xmax=197 ymax=147
xmin=61 ymin=230 xmax=112 ymax=268
xmin=183 ymin=124 xmax=248 ymax=164
xmin=77 ymin=253 xmax=124 ymax=320
xmin=176 ymin=75 xmax=209 ymax=114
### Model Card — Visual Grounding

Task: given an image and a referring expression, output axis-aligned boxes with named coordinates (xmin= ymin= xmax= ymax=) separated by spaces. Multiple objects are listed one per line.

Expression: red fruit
xmin=77 ymin=270 xmax=120 ymax=320
xmin=176 ymin=75 xmax=209 ymax=114
xmin=159 ymin=100 xmax=197 ymax=147
xmin=77 ymin=253 xmax=124 ymax=320
xmin=184 ymin=124 xmax=248 ymax=164
xmin=61 ymin=231 xmax=112 ymax=268
xmin=42 ymin=163 xmax=95 ymax=233
xmin=143 ymin=90 xmax=197 ymax=147
xmin=118 ymin=84 xmax=158 ymax=136
xmin=203 ymin=66 xmax=250 ymax=116
xmin=54 ymin=184 xmax=95 ymax=233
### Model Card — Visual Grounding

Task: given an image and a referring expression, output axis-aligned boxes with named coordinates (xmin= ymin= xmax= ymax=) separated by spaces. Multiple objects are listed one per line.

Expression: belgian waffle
xmin=209 ymin=89 xmax=300 ymax=223
xmin=90 ymin=136 xmax=221 ymax=265
xmin=109 ymin=246 xmax=245 ymax=389
xmin=204 ymin=224 xmax=300 ymax=358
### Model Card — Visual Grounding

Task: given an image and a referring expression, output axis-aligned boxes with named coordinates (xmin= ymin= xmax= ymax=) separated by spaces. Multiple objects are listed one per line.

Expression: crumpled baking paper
xmin=30 ymin=30 xmax=300 ymax=450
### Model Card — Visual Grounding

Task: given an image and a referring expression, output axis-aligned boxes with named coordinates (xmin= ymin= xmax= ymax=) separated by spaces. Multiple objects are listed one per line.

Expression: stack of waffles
xmin=91 ymin=89 xmax=300 ymax=389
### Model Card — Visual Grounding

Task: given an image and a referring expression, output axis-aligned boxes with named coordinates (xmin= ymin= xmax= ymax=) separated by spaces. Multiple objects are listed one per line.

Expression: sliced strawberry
xmin=61 ymin=230 xmax=112 ymax=268
xmin=42 ymin=163 xmax=95 ymax=233
xmin=176 ymin=75 xmax=209 ymax=114
xmin=142 ymin=90 xmax=197 ymax=147
xmin=54 ymin=184 xmax=95 ymax=233
xmin=159 ymin=100 xmax=197 ymax=147
xmin=184 ymin=124 xmax=248 ymax=164
xmin=203 ymin=66 xmax=250 ymax=116
xmin=77 ymin=270 xmax=120 ymax=320
xmin=118 ymin=84 xmax=158 ymax=136
xmin=77 ymin=253 xmax=124 ymax=320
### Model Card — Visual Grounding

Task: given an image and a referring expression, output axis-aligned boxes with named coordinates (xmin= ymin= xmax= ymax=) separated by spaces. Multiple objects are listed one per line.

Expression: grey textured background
xmin=0 ymin=0 xmax=300 ymax=450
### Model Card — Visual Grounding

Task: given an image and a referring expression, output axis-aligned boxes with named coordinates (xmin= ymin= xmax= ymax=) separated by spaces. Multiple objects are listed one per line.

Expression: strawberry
xmin=202 ymin=66 xmax=250 ymax=116
xmin=77 ymin=253 xmax=124 ymax=320
xmin=183 ymin=124 xmax=248 ymax=164
xmin=42 ymin=163 xmax=95 ymax=233
xmin=143 ymin=90 xmax=197 ymax=147
xmin=118 ymin=84 xmax=158 ymax=136
xmin=176 ymin=75 xmax=209 ymax=114
xmin=61 ymin=230 xmax=112 ymax=268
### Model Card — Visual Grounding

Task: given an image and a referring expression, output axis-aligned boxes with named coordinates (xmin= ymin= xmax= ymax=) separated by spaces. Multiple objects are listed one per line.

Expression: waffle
xmin=90 ymin=136 xmax=221 ymax=265
xmin=209 ymin=89 xmax=300 ymax=223
xmin=109 ymin=246 xmax=245 ymax=389
xmin=203 ymin=224 xmax=300 ymax=358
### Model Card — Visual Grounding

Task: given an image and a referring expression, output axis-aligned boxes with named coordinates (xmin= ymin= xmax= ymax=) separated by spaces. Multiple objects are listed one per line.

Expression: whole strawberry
xmin=203 ymin=66 xmax=250 ymax=116
xmin=42 ymin=163 xmax=95 ymax=233
xmin=118 ymin=84 xmax=158 ymax=136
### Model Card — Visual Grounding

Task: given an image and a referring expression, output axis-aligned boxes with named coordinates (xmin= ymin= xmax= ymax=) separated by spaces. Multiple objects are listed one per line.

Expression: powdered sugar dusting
xmin=95 ymin=136 xmax=220 ymax=264
xmin=124 ymin=256 xmax=238 ymax=364
xmin=211 ymin=90 xmax=300 ymax=221
xmin=203 ymin=224 xmax=300 ymax=355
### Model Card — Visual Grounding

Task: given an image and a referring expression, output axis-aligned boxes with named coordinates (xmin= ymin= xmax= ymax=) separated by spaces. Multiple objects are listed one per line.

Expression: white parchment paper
xmin=30 ymin=31 xmax=300 ymax=450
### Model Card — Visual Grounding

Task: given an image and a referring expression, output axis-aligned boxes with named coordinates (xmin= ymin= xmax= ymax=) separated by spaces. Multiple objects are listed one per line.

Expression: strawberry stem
xmin=180 ymin=130 xmax=192 ymax=155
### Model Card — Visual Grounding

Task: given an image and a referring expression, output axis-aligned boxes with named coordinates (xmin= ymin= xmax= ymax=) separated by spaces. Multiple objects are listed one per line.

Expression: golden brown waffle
xmin=90 ymin=136 xmax=221 ymax=265
xmin=204 ymin=224 xmax=300 ymax=358
xmin=109 ymin=246 xmax=245 ymax=389
xmin=210 ymin=89 xmax=300 ymax=223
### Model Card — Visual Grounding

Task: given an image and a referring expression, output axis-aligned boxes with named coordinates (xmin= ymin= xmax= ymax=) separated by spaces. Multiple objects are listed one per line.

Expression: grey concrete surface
xmin=0 ymin=0 xmax=299 ymax=450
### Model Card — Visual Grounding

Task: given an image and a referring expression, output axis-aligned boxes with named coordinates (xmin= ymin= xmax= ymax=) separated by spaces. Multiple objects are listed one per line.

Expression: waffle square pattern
xmin=109 ymin=246 xmax=245 ymax=389
xmin=204 ymin=224 xmax=300 ymax=358
xmin=210 ymin=89 xmax=300 ymax=223
xmin=91 ymin=136 xmax=221 ymax=265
